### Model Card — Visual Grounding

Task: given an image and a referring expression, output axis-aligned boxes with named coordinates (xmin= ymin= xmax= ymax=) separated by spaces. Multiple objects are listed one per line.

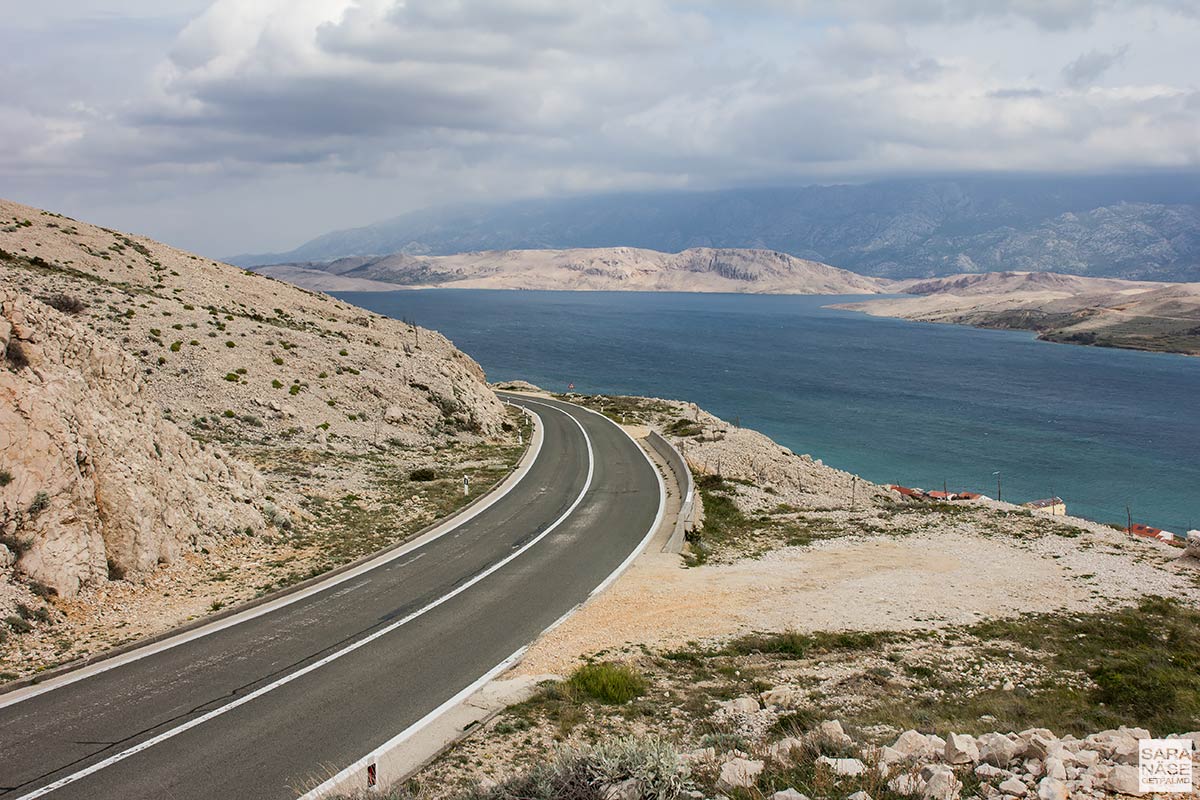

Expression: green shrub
xmin=225 ymin=341 xmax=236 ymax=348
xmin=28 ymin=491 xmax=49 ymax=516
xmin=0 ymin=469 xmax=11 ymax=486
xmin=289 ymin=384 xmax=301 ymax=395
xmin=567 ymin=662 xmax=647 ymax=704
xmin=271 ymin=379 xmax=283 ymax=389
xmin=224 ymin=373 xmax=240 ymax=382
xmin=272 ymin=356 xmax=283 ymax=365
xmin=169 ymin=341 xmax=182 ymax=352
xmin=222 ymin=409 xmax=236 ymax=418
xmin=5 ymin=616 xmax=32 ymax=635
xmin=409 ymin=467 xmax=437 ymax=481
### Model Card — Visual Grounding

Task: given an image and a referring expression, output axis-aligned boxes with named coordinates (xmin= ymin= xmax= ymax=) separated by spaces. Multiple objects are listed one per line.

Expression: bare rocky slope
xmin=0 ymin=198 xmax=511 ymax=677
xmin=255 ymin=247 xmax=886 ymax=295
xmin=836 ymin=270 xmax=1200 ymax=356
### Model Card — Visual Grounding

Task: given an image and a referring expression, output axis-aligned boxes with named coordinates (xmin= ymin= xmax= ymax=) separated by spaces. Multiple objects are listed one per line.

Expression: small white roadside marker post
xmin=463 ymin=474 xmax=471 ymax=496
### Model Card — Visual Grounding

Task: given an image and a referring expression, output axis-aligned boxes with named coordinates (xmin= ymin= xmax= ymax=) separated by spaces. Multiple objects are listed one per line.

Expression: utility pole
xmin=851 ymin=476 xmax=857 ymax=512
xmin=1126 ymin=505 xmax=1133 ymax=534
xmin=993 ymin=471 xmax=1002 ymax=502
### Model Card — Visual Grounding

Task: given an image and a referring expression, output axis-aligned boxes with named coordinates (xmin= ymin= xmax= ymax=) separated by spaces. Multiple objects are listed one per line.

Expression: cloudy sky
xmin=3 ymin=0 xmax=1198 ymax=256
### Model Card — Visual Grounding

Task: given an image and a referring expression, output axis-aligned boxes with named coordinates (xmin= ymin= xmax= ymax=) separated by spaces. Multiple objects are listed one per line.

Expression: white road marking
xmin=0 ymin=412 xmax=545 ymax=712
xmin=300 ymin=395 xmax=667 ymax=799
xmin=10 ymin=403 xmax=592 ymax=800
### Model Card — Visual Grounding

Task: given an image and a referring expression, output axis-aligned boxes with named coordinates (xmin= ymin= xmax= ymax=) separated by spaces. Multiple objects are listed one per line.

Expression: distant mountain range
xmin=231 ymin=174 xmax=1200 ymax=281
xmin=254 ymin=247 xmax=885 ymax=295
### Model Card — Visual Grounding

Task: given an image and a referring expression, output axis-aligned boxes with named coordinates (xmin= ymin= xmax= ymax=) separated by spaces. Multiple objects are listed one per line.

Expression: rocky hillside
xmin=837 ymin=271 xmax=1200 ymax=356
xmin=231 ymin=175 xmax=1200 ymax=281
xmin=2 ymin=294 xmax=264 ymax=596
xmin=0 ymin=198 xmax=512 ymax=676
xmin=256 ymin=247 xmax=886 ymax=295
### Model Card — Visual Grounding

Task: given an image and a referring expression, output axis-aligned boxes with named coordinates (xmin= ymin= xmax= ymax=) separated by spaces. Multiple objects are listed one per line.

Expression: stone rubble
xmin=720 ymin=718 xmax=1200 ymax=800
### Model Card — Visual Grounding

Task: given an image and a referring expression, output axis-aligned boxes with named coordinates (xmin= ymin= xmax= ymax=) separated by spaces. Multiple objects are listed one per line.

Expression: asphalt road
xmin=0 ymin=394 xmax=662 ymax=800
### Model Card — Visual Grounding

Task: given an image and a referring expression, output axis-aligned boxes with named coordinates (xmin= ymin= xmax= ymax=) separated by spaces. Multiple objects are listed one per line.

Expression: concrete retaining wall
xmin=647 ymin=430 xmax=695 ymax=554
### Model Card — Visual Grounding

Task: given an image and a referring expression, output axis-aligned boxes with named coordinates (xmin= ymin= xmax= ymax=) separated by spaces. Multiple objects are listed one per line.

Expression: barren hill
xmin=1 ymin=198 xmax=514 ymax=677
xmin=256 ymin=247 xmax=886 ymax=295
xmin=838 ymin=271 xmax=1200 ymax=355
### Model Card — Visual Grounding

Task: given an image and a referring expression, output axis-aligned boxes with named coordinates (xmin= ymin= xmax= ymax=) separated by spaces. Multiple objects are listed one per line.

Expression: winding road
xmin=0 ymin=394 xmax=664 ymax=800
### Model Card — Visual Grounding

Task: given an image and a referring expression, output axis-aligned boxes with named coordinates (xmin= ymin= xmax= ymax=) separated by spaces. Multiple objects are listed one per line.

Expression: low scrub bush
xmin=567 ymin=662 xmax=647 ymax=704
xmin=470 ymin=737 xmax=689 ymax=800
xmin=42 ymin=293 xmax=87 ymax=315
xmin=409 ymin=467 xmax=437 ymax=482
xmin=5 ymin=340 xmax=29 ymax=370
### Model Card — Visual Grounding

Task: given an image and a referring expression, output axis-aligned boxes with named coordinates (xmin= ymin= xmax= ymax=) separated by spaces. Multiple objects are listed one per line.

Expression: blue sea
xmin=336 ymin=290 xmax=1200 ymax=534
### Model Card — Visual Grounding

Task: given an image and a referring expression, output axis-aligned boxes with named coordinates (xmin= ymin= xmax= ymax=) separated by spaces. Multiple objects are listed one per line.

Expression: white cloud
xmin=2 ymin=0 xmax=1199 ymax=253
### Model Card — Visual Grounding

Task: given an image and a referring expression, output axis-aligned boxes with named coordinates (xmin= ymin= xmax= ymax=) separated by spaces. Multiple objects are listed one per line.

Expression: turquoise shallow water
xmin=336 ymin=290 xmax=1200 ymax=534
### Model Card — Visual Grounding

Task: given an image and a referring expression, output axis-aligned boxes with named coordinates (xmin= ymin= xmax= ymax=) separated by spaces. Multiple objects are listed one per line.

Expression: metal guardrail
xmin=647 ymin=430 xmax=695 ymax=554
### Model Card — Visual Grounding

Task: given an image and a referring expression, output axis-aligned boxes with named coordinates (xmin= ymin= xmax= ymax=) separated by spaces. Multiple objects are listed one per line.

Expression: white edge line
xmin=301 ymin=395 xmax=668 ymax=799
xmin=0 ymin=406 xmax=545 ymax=712
xmin=11 ymin=403 xmax=590 ymax=800
xmin=298 ymin=646 xmax=529 ymax=800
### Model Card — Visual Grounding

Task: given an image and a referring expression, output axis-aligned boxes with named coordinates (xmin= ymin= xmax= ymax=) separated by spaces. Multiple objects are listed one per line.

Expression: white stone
xmin=1105 ymin=765 xmax=1145 ymax=796
xmin=998 ymin=777 xmax=1028 ymax=797
xmin=1035 ymin=777 xmax=1067 ymax=800
xmin=945 ymin=733 xmax=979 ymax=764
xmin=719 ymin=696 xmax=761 ymax=714
xmin=760 ymin=686 xmax=805 ymax=709
xmin=921 ymin=765 xmax=962 ymax=800
xmin=817 ymin=756 xmax=866 ymax=777
xmin=817 ymin=719 xmax=855 ymax=746
xmin=766 ymin=738 xmax=804 ymax=763
xmin=894 ymin=730 xmax=938 ymax=760
xmin=974 ymin=764 xmax=1007 ymax=780
xmin=978 ymin=733 xmax=1019 ymax=767
xmin=888 ymin=773 xmax=926 ymax=796
xmin=846 ymin=793 xmax=873 ymax=800
xmin=771 ymin=790 xmax=810 ymax=800
xmin=716 ymin=758 xmax=764 ymax=791
xmin=1043 ymin=757 xmax=1066 ymax=781
xmin=1018 ymin=731 xmax=1055 ymax=760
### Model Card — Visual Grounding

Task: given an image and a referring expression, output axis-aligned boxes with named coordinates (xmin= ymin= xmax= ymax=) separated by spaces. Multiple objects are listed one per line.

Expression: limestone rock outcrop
xmin=1 ymin=293 xmax=266 ymax=595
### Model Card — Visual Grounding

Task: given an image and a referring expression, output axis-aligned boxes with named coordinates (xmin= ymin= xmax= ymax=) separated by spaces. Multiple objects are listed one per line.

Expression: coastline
xmin=832 ymin=293 xmax=1200 ymax=359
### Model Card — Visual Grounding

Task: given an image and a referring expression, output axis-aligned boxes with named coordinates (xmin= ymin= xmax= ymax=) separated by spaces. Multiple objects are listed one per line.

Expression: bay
xmin=336 ymin=289 xmax=1200 ymax=535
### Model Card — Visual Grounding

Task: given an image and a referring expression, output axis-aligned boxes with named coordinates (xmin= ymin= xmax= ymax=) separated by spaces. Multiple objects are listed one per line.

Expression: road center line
xmin=0 ymin=403 xmax=543 ymax=712
xmin=11 ymin=403 xmax=594 ymax=800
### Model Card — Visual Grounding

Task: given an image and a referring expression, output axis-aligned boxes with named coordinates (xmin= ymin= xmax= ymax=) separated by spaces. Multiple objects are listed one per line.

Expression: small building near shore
xmin=1128 ymin=522 xmax=1179 ymax=544
xmin=1024 ymin=496 xmax=1066 ymax=516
